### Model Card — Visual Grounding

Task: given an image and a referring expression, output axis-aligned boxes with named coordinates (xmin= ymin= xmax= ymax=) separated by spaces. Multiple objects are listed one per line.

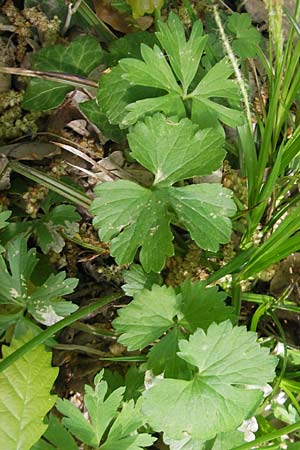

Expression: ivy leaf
xmin=113 ymin=284 xmax=178 ymax=350
xmin=0 ymin=332 xmax=58 ymax=450
xmin=177 ymin=280 xmax=236 ymax=332
xmin=23 ymin=36 xmax=104 ymax=110
xmin=79 ymin=99 xmax=126 ymax=144
xmin=57 ymin=371 xmax=154 ymax=449
xmin=156 ymin=12 xmax=207 ymax=94
xmin=126 ymin=0 xmax=164 ymax=19
xmin=0 ymin=236 xmax=78 ymax=326
xmin=227 ymin=13 xmax=261 ymax=58
xmin=128 ymin=114 xmax=225 ymax=187
xmin=142 ymin=321 xmax=277 ymax=442
xmin=122 ymin=264 xmax=162 ymax=297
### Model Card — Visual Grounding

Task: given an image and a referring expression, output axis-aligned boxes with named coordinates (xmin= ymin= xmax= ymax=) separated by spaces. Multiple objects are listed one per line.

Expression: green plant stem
xmin=0 ymin=67 xmax=98 ymax=90
xmin=10 ymin=161 xmax=91 ymax=208
xmin=77 ymin=0 xmax=117 ymax=43
xmin=0 ymin=291 xmax=121 ymax=373
xmin=231 ymin=275 xmax=241 ymax=317
xmin=182 ymin=0 xmax=197 ymax=23
xmin=233 ymin=421 xmax=300 ymax=449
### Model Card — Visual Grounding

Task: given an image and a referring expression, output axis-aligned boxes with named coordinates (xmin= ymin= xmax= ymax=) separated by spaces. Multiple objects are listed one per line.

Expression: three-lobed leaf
xmin=0 ymin=236 xmax=78 ymax=326
xmin=56 ymin=370 xmax=154 ymax=449
xmin=113 ymin=281 xmax=236 ymax=377
xmin=99 ymin=14 xmax=243 ymax=129
xmin=142 ymin=321 xmax=277 ymax=442
xmin=0 ymin=333 xmax=58 ymax=450
xmin=227 ymin=13 xmax=261 ymax=58
xmin=91 ymin=114 xmax=235 ymax=272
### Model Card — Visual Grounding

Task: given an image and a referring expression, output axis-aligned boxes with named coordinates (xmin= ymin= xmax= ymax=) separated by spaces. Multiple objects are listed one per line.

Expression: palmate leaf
xmin=91 ymin=114 xmax=235 ymax=272
xmin=23 ymin=36 xmax=104 ymax=110
xmin=0 ymin=333 xmax=58 ymax=450
xmin=189 ymin=58 xmax=243 ymax=127
xmin=142 ymin=321 xmax=277 ymax=442
xmin=56 ymin=370 xmax=154 ymax=449
xmin=113 ymin=284 xmax=178 ymax=350
xmin=0 ymin=236 xmax=78 ymax=327
xmin=122 ymin=264 xmax=162 ymax=297
xmin=113 ymin=281 xmax=235 ymax=377
xmin=128 ymin=114 xmax=225 ymax=186
xmin=227 ymin=13 xmax=261 ymax=58
xmin=100 ymin=399 xmax=156 ymax=450
xmin=98 ymin=12 xmax=243 ymax=129
xmin=156 ymin=13 xmax=207 ymax=94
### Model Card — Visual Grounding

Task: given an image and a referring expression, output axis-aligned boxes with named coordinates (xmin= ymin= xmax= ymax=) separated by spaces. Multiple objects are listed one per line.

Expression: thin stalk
xmin=182 ymin=0 xmax=197 ymax=23
xmin=77 ymin=1 xmax=117 ymax=43
xmin=10 ymin=161 xmax=91 ymax=208
xmin=232 ymin=421 xmax=300 ymax=449
xmin=0 ymin=291 xmax=121 ymax=373
xmin=231 ymin=274 xmax=241 ymax=317
xmin=0 ymin=67 xmax=98 ymax=89
xmin=70 ymin=321 xmax=115 ymax=337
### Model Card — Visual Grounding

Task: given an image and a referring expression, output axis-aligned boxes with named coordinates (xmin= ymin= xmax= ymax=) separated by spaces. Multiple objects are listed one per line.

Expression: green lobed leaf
xmin=120 ymin=44 xmax=182 ymax=93
xmin=90 ymin=180 xmax=174 ymax=272
xmin=91 ymin=114 xmax=235 ymax=271
xmin=147 ymin=327 xmax=193 ymax=379
xmin=156 ymin=12 xmax=207 ymax=94
xmin=23 ymin=36 xmax=104 ymax=111
xmin=57 ymin=370 xmax=154 ymax=449
xmin=127 ymin=114 xmax=225 ymax=187
xmin=0 ymin=236 xmax=78 ymax=326
xmin=189 ymin=58 xmax=244 ymax=127
xmin=114 ymin=281 xmax=235 ymax=376
xmin=168 ymin=183 xmax=236 ymax=252
xmin=100 ymin=399 xmax=156 ymax=450
xmin=177 ymin=280 xmax=236 ymax=332
xmin=0 ymin=333 xmax=58 ymax=450
xmin=113 ymin=284 xmax=178 ymax=350
xmin=122 ymin=264 xmax=162 ymax=297
xmin=98 ymin=64 xmax=164 ymax=125
xmin=227 ymin=13 xmax=261 ymax=59
xmin=142 ymin=321 xmax=277 ymax=442
xmin=122 ymin=92 xmax=186 ymax=127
